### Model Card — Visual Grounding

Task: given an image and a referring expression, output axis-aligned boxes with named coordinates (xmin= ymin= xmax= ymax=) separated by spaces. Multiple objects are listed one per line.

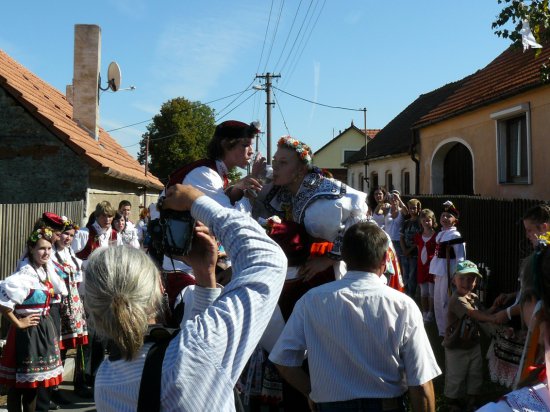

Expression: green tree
xmin=493 ymin=0 xmax=550 ymax=80
xmin=493 ymin=0 xmax=550 ymax=44
xmin=138 ymin=97 xmax=216 ymax=183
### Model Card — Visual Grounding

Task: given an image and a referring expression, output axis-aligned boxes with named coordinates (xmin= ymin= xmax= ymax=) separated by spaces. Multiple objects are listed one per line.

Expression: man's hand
xmin=163 ymin=184 xmax=204 ymax=212
xmin=182 ymin=222 xmax=218 ymax=288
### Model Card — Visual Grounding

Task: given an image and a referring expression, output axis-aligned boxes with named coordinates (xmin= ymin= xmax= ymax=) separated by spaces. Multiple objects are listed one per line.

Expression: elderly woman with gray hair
xmin=85 ymin=185 xmax=286 ymax=411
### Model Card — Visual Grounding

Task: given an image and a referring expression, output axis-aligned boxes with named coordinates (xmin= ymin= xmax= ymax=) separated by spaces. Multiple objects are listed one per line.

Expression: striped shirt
xmin=94 ymin=195 xmax=287 ymax=411
xmin=269 ymin=270 xmax=441 ymax=403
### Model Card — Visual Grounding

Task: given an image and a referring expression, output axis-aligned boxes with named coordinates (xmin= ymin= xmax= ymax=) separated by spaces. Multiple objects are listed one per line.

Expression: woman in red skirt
xmin=0 ymin=227 xmax=67 ymax=412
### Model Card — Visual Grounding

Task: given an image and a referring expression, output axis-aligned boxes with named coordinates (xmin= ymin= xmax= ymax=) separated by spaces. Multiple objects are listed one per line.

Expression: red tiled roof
xmin=0 ymin=49 xmax=163 ymax=190
xmin=360 ymin=129 xmax=381 ymax=139
xmin=416 ymin=42 xmax=550 ymax=127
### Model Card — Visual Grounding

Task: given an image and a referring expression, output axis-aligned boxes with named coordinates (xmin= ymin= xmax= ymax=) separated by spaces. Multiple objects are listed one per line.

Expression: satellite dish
xmin=107 ymin=62 xmax=121 ymax=92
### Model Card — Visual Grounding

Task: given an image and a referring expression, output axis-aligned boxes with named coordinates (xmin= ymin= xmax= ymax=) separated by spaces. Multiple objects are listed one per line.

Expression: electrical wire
xmin=278 ymin=0 xmax=315 ymax=76
xmin=272 ymin=88 xmax=291 ymax=135
xmin=215 ymin=79 xmax=256 ymax=119
xmin=262 ymin=0 xmax=285 ymax=73
xmin=284 ymin=0 xmax=326 ymax=87
xmin=273 ymin=0 xmax=303 ymax=73
xmin=106 ymin=87 xmax=255 ymax=133
xmin=255 ymin=0 xmax=275 ymax=74
xmin=273 ymin=85 xmax=363 ymax=111
xmin=216 ymin=89 xmax=260 ymax=122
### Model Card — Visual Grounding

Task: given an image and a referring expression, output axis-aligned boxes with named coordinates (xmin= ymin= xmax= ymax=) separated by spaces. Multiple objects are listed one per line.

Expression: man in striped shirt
xmin=270 ymin=221 xmax=441 ymax=412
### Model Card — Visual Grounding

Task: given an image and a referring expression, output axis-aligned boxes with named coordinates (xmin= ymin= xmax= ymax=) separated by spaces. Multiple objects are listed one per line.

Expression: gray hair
xmin=84 ymin=246 xmax=164 ymax=360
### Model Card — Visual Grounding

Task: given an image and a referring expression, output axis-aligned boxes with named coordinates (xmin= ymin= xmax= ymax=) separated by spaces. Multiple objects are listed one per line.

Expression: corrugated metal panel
xmin=0 ymin=201 xmax=84 ymax=280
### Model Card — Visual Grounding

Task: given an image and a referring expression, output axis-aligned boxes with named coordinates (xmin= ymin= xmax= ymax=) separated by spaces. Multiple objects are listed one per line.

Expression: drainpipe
xmin=410 ymin=129 xmax=420 ymax=194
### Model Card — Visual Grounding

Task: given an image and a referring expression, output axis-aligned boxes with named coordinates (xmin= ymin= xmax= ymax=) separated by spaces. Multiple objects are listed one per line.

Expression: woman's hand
xmin=16 ymin=313 xmax=41 ymax=329
xmin=299 ymin=256 xmax=333 ymax=282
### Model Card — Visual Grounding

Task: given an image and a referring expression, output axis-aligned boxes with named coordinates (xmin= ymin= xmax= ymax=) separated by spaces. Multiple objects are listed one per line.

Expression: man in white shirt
xmin=269 ymin=221 xmax=441 ymax=412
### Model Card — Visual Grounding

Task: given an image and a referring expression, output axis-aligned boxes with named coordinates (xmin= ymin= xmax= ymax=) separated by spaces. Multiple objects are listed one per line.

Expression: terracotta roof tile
xmin=0 ymin=49 xmax=163 ymax=190
xmin=416 ymin=42 xmax=550 ymax=127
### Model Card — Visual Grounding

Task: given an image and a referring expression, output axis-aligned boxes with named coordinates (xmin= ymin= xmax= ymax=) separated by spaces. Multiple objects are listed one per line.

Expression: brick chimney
xmin=71 ymin=24 xmax=101 ymax=140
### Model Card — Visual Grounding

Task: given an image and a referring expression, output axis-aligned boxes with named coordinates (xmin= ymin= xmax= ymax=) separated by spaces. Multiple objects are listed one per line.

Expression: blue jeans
xmin=317 ymin=397 xmax=406 ymax=412
xmin=401 ymin=255 xmax=418 ymax=298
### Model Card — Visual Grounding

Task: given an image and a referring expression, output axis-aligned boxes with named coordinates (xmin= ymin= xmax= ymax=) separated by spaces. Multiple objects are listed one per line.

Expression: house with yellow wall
xmin=414 ymin=41 xmax=550 ymax=199
xmin=313 ymin=122 xmax=378 ymax=185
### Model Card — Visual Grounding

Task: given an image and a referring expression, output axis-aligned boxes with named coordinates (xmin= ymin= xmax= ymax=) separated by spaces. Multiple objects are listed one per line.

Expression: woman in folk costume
xmin=261 ymin=136 xmax=370 ymax=319
xmin=0 ymin=227 xmax=67 ymax=412
xmin=50 ymin=217 xmax=88 ymax=349
xmin=429 ymin=200 xmax=466 ymax=336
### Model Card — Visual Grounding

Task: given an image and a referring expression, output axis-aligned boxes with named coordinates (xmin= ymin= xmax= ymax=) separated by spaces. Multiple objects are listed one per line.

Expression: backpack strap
xmin=137 ymin=327 xmax=180 ymax=412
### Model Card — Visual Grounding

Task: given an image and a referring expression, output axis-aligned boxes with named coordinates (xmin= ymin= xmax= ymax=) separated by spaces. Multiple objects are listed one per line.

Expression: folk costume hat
xmin=42 ymin=212 xmax=65 ymax=230
xmin=453 ymin=259 xmax=482 ymax=279
xmin=442 ymin=200 xmax=459 ymax=219
xmin=214 ymin=120 xmax=261 ymax=141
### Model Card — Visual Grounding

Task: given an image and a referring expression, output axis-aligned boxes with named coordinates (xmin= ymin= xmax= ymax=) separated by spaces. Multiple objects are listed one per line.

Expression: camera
xmin=156 ymin=196 xmax=196 ymax=256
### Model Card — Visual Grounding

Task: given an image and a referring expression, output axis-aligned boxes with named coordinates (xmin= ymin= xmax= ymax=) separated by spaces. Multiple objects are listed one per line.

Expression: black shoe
xmin=51 ymin=390 xmax=71 ymax=405
xmin=48 ymin=400 xmax=60 ymax=410
xmin=74 ymin=385 xmax=94 ymax=399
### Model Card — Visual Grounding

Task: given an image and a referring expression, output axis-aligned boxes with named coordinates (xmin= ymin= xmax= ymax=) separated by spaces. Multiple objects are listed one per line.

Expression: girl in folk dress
xmin=415 ymin=209 xmax=438 ymax=323
xmin=51 ymin=218 xmax=88 ymax=349
xmin=0 ymin=228 xmax=67 ymax=412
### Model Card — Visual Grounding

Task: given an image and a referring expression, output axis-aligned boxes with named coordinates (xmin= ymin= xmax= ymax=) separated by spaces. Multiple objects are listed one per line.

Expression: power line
xmin=262 ymin=0 xmax=285 ymax=73
xmin=278 ymin=0 xmax=315 ymax=75
xmin=273 ymin=85 xmax=363 ymax=111
xmin=216 ymin=89 xmax=260 ymax=122
xmin=214 ymin=79 xmax=256 ymax=119
xmin=255 ymin=0 xmax=275 ymax=74
xmin=106 ymin=88 xmax=254 ymax=133
xmin=273 ymin=0 xmax=303 ymax=72
xmin=272 ymin=88 xmax=291 ymax=135
xmin=284 ymin=0 xmax=326 ymax=87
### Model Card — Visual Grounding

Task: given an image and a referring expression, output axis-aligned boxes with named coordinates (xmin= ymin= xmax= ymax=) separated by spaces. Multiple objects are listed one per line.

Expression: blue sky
xmin=1 ymin=1 xmax=512 ymax=159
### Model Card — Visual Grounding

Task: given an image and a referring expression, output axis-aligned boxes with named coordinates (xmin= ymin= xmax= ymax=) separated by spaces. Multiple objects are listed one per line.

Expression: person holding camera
xmin=88 ymin=184 xmax=286 ymax=412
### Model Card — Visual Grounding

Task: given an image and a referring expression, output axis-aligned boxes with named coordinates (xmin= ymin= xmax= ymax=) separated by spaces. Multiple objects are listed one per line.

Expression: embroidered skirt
xmin=0 ymin=314 xmax=63 ymax=388
xmin=60 ymin=279 xmax=88 ymax=349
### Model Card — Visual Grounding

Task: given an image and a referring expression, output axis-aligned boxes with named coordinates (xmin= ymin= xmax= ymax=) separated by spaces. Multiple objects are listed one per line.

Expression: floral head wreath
xmin=28 ymin=227 xmax=54 ymax=243
xmin=61 ymin=216 xmax=79 ymax=231
xmin=278 ymin=136 xmax=313 ymax=168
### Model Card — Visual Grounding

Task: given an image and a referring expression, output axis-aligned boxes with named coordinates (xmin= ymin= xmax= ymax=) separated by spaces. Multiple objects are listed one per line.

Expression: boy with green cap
xmin=442 ymin=260 xmax=504 ymax=411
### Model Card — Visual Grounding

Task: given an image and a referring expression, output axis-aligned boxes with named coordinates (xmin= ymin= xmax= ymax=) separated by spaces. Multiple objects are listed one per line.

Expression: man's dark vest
xmin=75 ymin=225 xmax=118 ymax=260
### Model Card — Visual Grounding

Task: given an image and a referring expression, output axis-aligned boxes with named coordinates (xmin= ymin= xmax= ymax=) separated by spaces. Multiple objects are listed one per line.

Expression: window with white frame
xmin=491 ymin=103 xmax=531 ymax=184
xmin=359 ymin=173 xmax=364 ymax=191
xmin=351 ymin=173 xmax=355 ymax=188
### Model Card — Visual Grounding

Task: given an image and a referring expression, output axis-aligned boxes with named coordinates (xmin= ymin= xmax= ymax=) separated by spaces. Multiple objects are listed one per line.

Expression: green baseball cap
xmin=454 ymin=260 xmax=482 ymax=279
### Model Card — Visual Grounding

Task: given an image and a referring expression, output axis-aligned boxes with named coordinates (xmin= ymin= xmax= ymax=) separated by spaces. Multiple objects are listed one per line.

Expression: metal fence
xmin=0 ymin=201 xmax=85 ymax=280
xmin=402 ymin=195 xmax=545 ymax=303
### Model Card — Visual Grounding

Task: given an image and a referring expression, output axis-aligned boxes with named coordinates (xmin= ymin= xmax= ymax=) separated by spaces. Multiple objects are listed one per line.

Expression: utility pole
xmin=256 ymin=72 xmax=281 ymax=164
xmin=143 ymin=135 xmax=149 ymax=205
xmin=363 ymin=107 xmax=368 ymax=190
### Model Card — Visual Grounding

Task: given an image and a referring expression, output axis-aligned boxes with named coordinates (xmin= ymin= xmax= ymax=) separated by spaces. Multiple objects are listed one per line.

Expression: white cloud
xmin=152 ymin=7 xmax=264 ymax=100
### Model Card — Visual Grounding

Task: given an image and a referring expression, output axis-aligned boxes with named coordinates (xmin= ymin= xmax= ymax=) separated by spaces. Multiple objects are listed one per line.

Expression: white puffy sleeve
xmin=0 ymin=273 xmax=33 ymax=310
xmin=72 ymin=228 xmax=90 ymax=253
xmin=302 ymin=186 xmax=368 ymax=256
